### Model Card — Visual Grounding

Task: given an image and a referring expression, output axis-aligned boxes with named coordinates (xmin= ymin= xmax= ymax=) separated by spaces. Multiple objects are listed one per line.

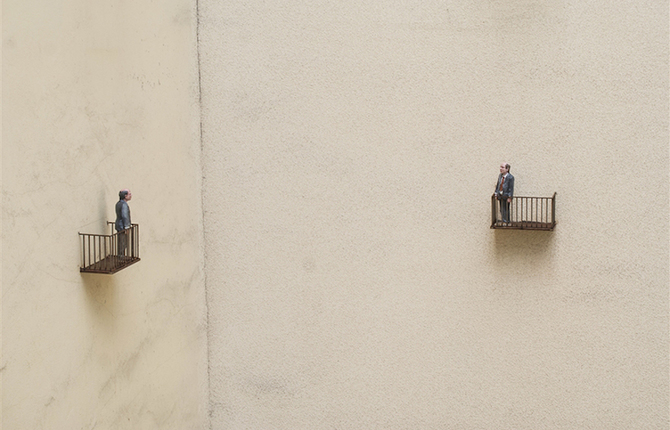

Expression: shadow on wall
xmin=492 ymin=229 xmax=556 ymax=279
xmin=81 ymin=273 xmax=120 ymax=334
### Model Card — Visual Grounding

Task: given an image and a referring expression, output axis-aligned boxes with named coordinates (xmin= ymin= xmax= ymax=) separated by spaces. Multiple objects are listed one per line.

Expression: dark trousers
xmin=117 ymin=229 xmax=128 ymax=256
xmin=499 ymin=198 xmax=510 ymax=223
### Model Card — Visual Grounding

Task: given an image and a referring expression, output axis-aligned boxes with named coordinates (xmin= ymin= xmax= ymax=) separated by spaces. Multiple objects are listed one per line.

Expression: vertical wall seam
xmin=194 ymin=0 xmax=213 ymax=428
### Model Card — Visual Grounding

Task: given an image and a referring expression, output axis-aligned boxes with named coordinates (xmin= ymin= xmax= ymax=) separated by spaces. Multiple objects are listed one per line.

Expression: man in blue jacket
xmin=115 ymin=189 xmax=132 ymax=256
xmin=495 ymin=163 xmax=514 ymax=224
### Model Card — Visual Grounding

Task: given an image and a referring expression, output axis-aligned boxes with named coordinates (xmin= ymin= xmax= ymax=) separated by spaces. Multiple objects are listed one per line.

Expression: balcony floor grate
xmin=80 ymin=256 xmax=141 ymax=274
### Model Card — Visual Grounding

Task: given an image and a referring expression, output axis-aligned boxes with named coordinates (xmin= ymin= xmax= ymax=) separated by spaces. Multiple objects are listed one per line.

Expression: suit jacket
xmin=495 ymin=173 xmax=514 ymax=199
xmin=115 ymin=200 xmax=131 ymax=232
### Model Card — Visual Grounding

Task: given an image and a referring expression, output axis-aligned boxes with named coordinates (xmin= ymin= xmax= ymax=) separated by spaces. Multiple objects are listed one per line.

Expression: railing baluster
xmin=546 ymin=198 xmax=549 ymax=225
xmin=525 ymin=197 xmax=528 ymax=228
xmin=106 ymin=236 xmax=111 ymax=271
xmin=533 ymin=198 xmax=536 ymax=226
xmin=518 ymin=197 xmax=521 ymax=228
xmin=552 ymin=193 xmax=556 ymax=226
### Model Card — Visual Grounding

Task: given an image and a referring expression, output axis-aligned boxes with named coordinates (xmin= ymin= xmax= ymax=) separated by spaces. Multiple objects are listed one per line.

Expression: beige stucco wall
xmin=200 ymin=1 xmax=668 ymax=429
xmin=3 ymin=0 xmax=668 ymax=429
xmin=3 ymin=1 xmax=208 ymax=429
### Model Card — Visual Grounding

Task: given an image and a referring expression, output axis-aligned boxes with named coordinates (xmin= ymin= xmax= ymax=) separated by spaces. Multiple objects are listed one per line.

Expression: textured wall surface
xmin=200 ymin=1 xmax=668 ymax=429
xmin=2 ymin=1 xmax=208 ymax=429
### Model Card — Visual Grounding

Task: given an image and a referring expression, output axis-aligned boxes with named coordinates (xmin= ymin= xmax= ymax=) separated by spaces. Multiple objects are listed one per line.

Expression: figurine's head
xmin=500 ymin=163 xmax=510 ymax=174
xmin=119 ymin=189 xmax=132 ymax=201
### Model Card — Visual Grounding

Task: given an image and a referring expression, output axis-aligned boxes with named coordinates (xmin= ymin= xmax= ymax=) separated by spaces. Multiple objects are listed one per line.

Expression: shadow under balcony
xmin=491 ymin=193 xmax=557 ymax=231
xmin=79 ymin=223 xmax=141 ymax=274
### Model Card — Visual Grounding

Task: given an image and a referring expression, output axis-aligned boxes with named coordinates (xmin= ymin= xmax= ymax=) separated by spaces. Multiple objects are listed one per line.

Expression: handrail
xmin=491 ymin=194 xmax=555 ymax=199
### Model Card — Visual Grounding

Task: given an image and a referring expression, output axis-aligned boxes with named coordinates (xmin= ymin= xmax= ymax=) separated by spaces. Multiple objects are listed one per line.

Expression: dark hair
xmin=119 ymin=190 xmax=128 ymax=200
xmin=505 ymin=163 xmax=511 ymax=172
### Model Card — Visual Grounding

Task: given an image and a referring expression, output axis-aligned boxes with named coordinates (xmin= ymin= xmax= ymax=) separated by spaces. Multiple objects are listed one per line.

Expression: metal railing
xmin=79 ymin=223 xmax=140 ymax=273
xmin=491 ymin=193 xmax=556 ymax=230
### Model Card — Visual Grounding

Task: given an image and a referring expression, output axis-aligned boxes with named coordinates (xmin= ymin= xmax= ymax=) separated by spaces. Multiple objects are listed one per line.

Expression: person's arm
xmin=122 ymin=203 xmax=131 ymax=229
xmin=506 ymin=175 xmax=514 ymax=202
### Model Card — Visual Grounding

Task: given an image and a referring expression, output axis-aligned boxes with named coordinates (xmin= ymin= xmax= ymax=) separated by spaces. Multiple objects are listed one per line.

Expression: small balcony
xmin=491 ymin=193 xmax=557 ymax=231
xmin=79 ymin=223 xmax=140 ymax=274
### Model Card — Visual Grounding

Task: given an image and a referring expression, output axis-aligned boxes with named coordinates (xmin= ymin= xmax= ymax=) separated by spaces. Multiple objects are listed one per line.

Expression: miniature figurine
xmin=115 ymin=189 xmax=132 ymax=256
xmin=495 ymin=163 xmax=514 ymax=224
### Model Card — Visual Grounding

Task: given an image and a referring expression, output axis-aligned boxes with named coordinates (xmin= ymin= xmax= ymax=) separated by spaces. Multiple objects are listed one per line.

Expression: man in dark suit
xmin=495 ymin=163 xmax=514 ymax=224
xmin=115 ymin=189 xmax=132 ymax=256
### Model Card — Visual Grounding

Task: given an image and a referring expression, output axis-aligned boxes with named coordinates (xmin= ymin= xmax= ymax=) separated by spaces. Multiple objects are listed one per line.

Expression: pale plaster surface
xmin=199 ymin=1 xmax=668 ymax=429
xmin=3 ymin=0 xmax=669 ymax=429
xmin=1 ymin=4 xmax=4 ymax=425
xmin=3 ymin=0 xmax=208 ymax=429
